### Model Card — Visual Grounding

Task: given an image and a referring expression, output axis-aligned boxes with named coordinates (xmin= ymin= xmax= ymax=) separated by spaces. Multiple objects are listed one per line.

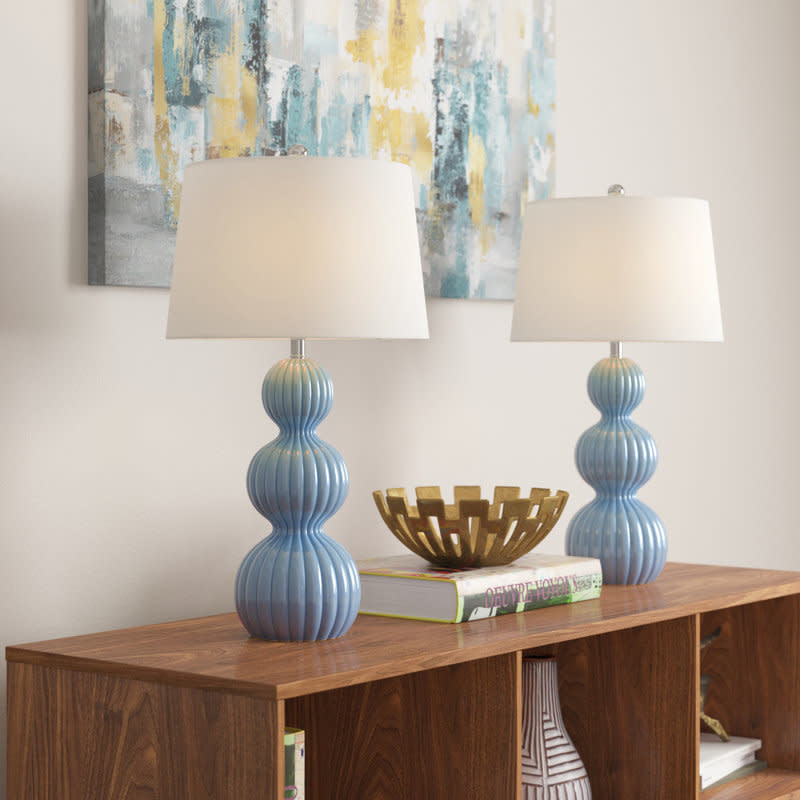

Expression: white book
xmin=699 ymin=733 xmax=762 ymax=789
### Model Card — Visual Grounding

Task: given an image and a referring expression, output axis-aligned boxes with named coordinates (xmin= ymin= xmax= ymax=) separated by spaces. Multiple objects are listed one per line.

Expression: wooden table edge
xmin=7 ymin=563 xmax=800 ymax=700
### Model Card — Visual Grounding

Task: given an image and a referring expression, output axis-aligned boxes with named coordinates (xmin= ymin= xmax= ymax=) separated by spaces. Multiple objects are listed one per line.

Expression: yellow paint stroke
xmin=384 ymin=0 xmax=424 ymax=90
xmin=153 ymin=0 xmax=181 ymax=223
xmin=468 ymin=132 xmax=486 ymax=226
xmin=346 ymin=1 xmax=433 ymax=182
xmin=345 ymin=28 xmax=379 ymax=69
xmin=369 ymin=107 xmax=432 ymax=177
xmin=410 ymin=111 xmax=433 ymax=177
xmin=240 ymin=68 xmax=258 ymax=142
xmin=468 ymin=132 xmax=494 ymax=255
xmin=207 ymin=22 xmax=258 ymax=159
xmin=207 ymin=56 xmax=258 ymax=157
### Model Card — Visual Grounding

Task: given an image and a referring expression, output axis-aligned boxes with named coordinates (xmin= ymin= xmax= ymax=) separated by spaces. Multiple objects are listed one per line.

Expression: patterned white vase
xmin=521 ymin=656 xmax=592 ymax=799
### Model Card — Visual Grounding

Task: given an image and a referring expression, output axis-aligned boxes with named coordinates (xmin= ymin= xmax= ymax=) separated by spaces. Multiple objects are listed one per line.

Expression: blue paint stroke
xmin=431 ymin=26 xmax=476 ymax=298
xmin=272 ymin=65 xmax=320 ymax=155
xmin=467 ymin=56 xmax=511 ymax=232
xmin=161 ymin=0 xmax=219 ymax=108
xmin=305 ymin=22 xmax=339 ymax=59
xmin=320 ymin=85 xmax=352 ymax=157
xmin=350 ymin=96 xmax=371 ymax=156
xmin=137 ymin=147 xmax=156 ymax=181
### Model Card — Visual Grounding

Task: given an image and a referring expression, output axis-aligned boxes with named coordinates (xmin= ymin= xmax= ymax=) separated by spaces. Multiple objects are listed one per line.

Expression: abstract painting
xmin=89 ymin=0 xmax=555 ymax=298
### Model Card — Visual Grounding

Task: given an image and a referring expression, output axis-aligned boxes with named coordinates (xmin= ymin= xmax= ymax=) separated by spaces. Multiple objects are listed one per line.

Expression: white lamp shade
xmin=510 ymin=195 xmax=723 ymax=342
xmin=166 ymin=157 xmax=429 ymax=340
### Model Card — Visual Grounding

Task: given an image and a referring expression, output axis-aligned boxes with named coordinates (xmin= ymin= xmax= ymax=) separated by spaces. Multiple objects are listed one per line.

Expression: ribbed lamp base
xmin=234 ymin=355 xmax=360 ymax=641
xmin=235 ymin=529 xmax=360 ymax=641
xmin=565 ymin=356 xmax=667 ymax=585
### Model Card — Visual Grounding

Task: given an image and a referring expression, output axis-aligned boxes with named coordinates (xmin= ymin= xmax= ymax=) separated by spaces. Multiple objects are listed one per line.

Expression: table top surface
xmin=8 ymin=562 xmax=800 ymax=699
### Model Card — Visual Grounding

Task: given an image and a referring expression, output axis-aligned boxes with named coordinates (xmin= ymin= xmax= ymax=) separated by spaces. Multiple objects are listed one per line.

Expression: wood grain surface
xmin=7 ymin=661 xmax=282 ymax=800
xmin=701 ymin=595 xmax=800 ymax=770
xmin=7 ymin=563 xmax=800 ymax=800
xmin=552 ymin=615 xmax=699 ymax=800
xmin=285 ymin=653 xmax=519 ymax=800
xmin=701 ymin=768 xmax=800 ymax=799
xmin=8 ymin=563 xmax=800 ymax=700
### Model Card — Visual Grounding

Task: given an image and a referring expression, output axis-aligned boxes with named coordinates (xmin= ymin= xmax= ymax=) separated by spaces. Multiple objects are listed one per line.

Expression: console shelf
xmin=7 ymin=562 xmax=800 ymax=799
xmin=703 ymin=769 xmax=800 ymax=800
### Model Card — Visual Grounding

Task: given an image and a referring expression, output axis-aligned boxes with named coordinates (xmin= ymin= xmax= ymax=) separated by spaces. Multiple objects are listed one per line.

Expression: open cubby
xmin=554 ymin=616 xmax=699 ymax=798
xmin=699 ymin=596 xmax=800 ymax=799
xmin=7 ymin=563 xmax=800 ymax=799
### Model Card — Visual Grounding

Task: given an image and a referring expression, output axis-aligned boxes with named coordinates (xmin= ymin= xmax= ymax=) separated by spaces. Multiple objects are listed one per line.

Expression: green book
xmin=358 ymin=553 xmax=603 ymax=623
xmin=284 ymin=728 xmax=305 ymax=800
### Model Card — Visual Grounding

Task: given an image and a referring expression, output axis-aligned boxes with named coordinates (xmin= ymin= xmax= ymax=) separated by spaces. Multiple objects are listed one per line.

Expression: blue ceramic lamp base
xmin=235 ymin=346 xmax=360 ymax=641
xmin=565 ymin=352 xmax=667 ymax=585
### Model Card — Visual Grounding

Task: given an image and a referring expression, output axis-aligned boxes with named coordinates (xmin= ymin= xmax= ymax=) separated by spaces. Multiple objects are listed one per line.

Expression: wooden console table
xmin=7 ymin=562 xmax=800 ymax=799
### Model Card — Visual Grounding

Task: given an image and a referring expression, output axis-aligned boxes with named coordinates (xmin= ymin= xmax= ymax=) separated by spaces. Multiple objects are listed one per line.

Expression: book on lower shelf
xmin=284 ymin=727 xmax=305 ymax=800
xmin=357 ymin=552 xmax=603 ymax=623
xmin=699 ymin=733 xmax=764 ymax=790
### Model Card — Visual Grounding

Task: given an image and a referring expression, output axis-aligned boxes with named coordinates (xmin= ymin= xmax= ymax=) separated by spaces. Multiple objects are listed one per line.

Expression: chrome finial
xmin=608 ymin=184 xmax=625 ymax=196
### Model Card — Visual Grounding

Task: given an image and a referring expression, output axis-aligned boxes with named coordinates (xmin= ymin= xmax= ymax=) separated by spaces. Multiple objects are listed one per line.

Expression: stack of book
xmin=699 ymin=733 xmax=766 ymax=790
xmin=357 ymin=552 xmax=603 ymax=623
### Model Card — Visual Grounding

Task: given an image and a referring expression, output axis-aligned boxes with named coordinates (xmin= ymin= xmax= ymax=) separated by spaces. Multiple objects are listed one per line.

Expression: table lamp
xmin=511 ymin=186 xmax=723 ymax=584
xmin=166 ymin=155 xmax=429 ymax=640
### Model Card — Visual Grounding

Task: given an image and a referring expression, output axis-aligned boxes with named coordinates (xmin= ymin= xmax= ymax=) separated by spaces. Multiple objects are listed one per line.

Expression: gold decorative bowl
xmin=372 ymin=485 xmax=569 ymax=568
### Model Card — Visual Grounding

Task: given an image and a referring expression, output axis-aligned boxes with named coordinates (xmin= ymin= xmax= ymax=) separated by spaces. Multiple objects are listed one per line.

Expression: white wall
xmin=1 ymin=0 xmax=799 ymax=793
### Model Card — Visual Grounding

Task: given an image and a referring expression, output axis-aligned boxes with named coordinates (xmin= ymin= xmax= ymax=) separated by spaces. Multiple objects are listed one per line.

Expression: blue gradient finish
xmin=565 ymin=357 xmax=667 ymax=584
xmin=235 ymin=356 xmax=361 ymax=641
